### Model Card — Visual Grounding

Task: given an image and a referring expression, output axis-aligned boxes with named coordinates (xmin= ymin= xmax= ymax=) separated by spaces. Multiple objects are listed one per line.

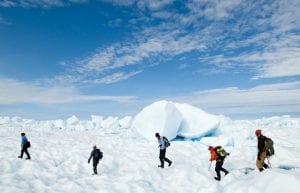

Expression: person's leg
xmin=159 ymin=149 xmax=165 ymax=168
xmin=19 ymin=147 xmax=25 ymax=158
xmin=163 ymin=150 xmax=172 ymax=166
xmin=215 ymin=161 xmax=222 ymax=180
xmin=219 ymin=160 xmax=229 ymax=174
xmin=93 ymin=161 xmax=99 ymax=174
xmin=261 ymin=152 xmax=268 ymax=169
xmin=256 ymin=151 xmax=267 ymax=172
xmin=164 ymin=157 xmax=172 ymax=166
xmin=24 ymin=147 xmax=31 ymax=159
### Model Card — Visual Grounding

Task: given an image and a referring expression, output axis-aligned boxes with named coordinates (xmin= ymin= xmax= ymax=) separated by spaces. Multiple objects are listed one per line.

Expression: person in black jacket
xmin=255 ymin=129 xmax=269 ymax=172
xmin=88 ymin=145 xmax=103 ymax=175
xmin=18 ymin=132 xmax=31 ymax=160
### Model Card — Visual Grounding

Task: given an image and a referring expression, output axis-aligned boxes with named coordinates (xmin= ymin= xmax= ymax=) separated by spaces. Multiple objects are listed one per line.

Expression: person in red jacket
xmin=209 ymin=146 xmax=229 ymax=181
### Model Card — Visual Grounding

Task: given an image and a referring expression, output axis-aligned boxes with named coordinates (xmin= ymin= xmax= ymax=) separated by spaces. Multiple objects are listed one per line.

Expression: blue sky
xmin=0 ymin=0 xmax=299 ymax=119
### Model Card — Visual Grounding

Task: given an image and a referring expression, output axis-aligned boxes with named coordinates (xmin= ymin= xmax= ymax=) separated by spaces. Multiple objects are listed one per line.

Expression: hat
xmin=208 ymin=146 xmax=214 ymax=151
xmin=255 ymin=129 xmax=262 ymax=136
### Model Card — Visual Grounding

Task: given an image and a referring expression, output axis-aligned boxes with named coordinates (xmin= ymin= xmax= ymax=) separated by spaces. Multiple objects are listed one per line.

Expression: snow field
xmin=1 ymin=101 xmax=300 ymax=193
xmin=1 ymin=123 xmax=300 ymax=193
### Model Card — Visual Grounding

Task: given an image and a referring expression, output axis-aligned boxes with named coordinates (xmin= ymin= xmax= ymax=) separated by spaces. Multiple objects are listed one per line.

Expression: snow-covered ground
xmin=1 ymin=101 xmax=300 ymax=193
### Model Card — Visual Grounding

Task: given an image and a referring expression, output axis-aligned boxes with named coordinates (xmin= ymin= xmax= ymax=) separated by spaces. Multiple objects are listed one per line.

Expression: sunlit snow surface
xmin=1 ymin=103 xmax=300 ymax=193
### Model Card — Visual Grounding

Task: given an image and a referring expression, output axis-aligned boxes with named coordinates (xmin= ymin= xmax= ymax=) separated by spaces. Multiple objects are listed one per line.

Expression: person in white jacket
xmin=155 ymin=133 xmax=172 ymax=168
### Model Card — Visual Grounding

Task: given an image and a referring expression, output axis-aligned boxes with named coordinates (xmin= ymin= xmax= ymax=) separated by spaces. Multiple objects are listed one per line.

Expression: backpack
xmin=264 ymin=138 xmax=274 ymax=156
xmin=94 ymin=149 xmax=103 ymax=160
xmin=214 ymin=146 xmax=227 ymax=159
xmin=162 ymin=136 xmax=171 ymax=148
xmin=26 ymin=141 xmax=31 ymax=148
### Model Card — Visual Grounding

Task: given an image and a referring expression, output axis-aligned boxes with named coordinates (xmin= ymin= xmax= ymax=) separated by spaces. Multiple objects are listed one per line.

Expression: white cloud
xmin=0 ymin=0 xmax=16 ymax=7
xmin=3 ymin=0 xmax=299 ymax=84
xmin=0 ymin=0 xmax=88 ymax=8
xmin=172 ymin=81 xmax=300 ymax=115
xmin=88 ymin=71 xmax=142 ymax=84
xmin=0 ymin=77 xmax=136 ymax=104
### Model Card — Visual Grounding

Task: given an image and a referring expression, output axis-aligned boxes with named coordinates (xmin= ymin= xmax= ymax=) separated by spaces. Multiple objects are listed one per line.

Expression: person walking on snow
xmin=208 ymin=146 xmax=229 ymax=181
xmin=18 ymin=132 xmax=31 ymax=160
xmin=255 ymin=129 xmax=270 ymax=172
xmin=155 ymin=133 xmax=172 ymax=168
xmin=88 ymin=145 xmax=103 ymax=175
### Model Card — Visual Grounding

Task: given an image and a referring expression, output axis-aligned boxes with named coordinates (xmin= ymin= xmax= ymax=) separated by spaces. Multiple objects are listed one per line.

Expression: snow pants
xmin=20 ymin=146 xmax=31 ymax=159
xmin=215 ymin=160 xmax=228 ymax=179
xmin=159 ymin=149 xmax=171 ymax=167
xmin=93 ymin=160 xmax=99 ymax=174
xmin=256 ymin=151 xmax=268 ymax=171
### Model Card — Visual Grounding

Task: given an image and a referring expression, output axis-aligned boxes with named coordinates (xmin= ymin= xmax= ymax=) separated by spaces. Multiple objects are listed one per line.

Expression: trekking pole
xmin=208 ymin=161 xmax=212 ymax=171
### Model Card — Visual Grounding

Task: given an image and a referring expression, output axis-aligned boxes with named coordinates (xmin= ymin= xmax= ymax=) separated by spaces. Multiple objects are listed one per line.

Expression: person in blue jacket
xmin=18 ymin=132 xmax=31 ymax=160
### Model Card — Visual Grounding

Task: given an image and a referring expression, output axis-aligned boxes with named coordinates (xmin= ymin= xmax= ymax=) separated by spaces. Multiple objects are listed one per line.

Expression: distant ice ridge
xmin=131 ymin=100 xmax=222 ymax=141
xmin=0 ymin=115 xmax=133 ymax=131
xmin=131 ymin=101 xmax=300 ymax=142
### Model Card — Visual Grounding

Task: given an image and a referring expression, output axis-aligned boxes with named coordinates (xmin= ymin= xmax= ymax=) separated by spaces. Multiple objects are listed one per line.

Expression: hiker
xmin=155 ymin=133 xmax=172 ymax=168
xmin=208 ymin=146 xmax=229 ymax=181
xmin=88 ymin=145 xmax=103 ymax=175
xmin=18 ymin=132 xmax=31 ymax=160
xmin=255 ymin=129 xmax=273 ymax=172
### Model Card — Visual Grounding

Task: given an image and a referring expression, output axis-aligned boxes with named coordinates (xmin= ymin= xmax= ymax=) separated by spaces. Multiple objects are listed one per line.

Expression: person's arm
xmin=88 ymin=150 xmax=93 ymax=163
xmin=158 ymin=138 xmax=163 ymax=148
xmin=209 ymin=151 xmax=217 ymax=161
xmin=21 ymin=136 xmax=26 ymax=148
xmin=257 ymin=137 xmax=265 ymax=160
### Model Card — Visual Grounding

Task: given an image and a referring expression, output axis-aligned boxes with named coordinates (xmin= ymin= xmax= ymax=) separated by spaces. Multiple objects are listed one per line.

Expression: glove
xmin=227 ymin=153 xmax=230 ymax=156
xmin=88 ymin=160 xmax=90 ymax=164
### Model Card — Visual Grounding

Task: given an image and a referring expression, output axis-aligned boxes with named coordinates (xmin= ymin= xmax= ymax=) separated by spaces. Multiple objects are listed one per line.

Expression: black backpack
xmin=162 ymin=136 xmax=171 ymax=148
xmin=264 ymin=137 xmax=274 ymax=156
xmin=26 ymin=141 xmax=31 ymax=148
xmin=214 ymin=146 xmax=228 ymax=159
xmin=94 ymin=149 xmax=103 ymax=160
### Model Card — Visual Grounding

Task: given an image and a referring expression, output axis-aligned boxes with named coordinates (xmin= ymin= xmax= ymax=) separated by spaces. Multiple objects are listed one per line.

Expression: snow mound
xmin=131 ymin=101 xmax=183 ymax=140
xmin=131 ymin=100 xmax=221 ymax=141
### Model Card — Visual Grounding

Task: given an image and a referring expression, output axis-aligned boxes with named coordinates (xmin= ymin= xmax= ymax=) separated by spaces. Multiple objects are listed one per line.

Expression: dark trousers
xmin=159 ymin=149 xmax=171 ymax=167
xmin=215 ymin=160 xmax=228 ymax=179
xmin=93 ymin=160 xmax=99 ymax=174
xmin=20 ymin=146 xmax=31 ymax=159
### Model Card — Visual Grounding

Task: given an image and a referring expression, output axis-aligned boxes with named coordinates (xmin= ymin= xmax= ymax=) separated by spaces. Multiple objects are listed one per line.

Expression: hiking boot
xmin=263 ymin=164 xmax=269 ymax=169
xmin=214 ymin=177 xmax=221 ymax=181
xmin=18 ymin=156 xmax=22 ymax=159
xmin=225 ymin=171 xmax=229 ymax=176
xmin=259 ymin=168 xmax=264 ymax=172
xmin=158 ymin=165 xmax=164 ymax=168
xmin=25 ymin=158 xmax=31 ymax=160
xmin=168 ymin=161 xmax=172 ymax=167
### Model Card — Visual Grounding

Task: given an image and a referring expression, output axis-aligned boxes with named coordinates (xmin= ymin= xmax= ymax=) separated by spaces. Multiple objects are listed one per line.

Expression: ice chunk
xmin=175 ymin=103 xmax=220 ymax=138
xmin=131 ymin=101 xmax=183 ymax=141
xmin=119 ymin=116 xmax=132 ymax=129
xmin=66 ymin=115 xmax=79 ymax=125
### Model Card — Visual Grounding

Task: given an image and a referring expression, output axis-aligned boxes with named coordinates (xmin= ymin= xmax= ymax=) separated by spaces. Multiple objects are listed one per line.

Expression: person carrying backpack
xmin=208 ymin=146 xmax=229 ymax=181
xmin=18 ymin=132 xmax=31 ymax=160
xmin=88 ymin=145 xmax=103 ymax=175
xmin=155 ymin=133 xmax=172 ymax=168
xmin=255 ymin=129 xmax=274 ymax=172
